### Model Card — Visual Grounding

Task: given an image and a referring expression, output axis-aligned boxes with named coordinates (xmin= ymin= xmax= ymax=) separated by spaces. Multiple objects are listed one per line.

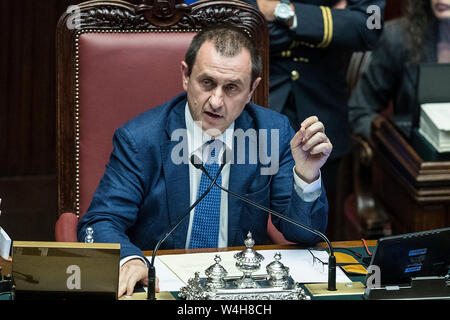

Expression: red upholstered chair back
xmin=55 ymin=0 xmax=269 ymax=242
xmin=77 ymin=32 xmax=194 ymax=217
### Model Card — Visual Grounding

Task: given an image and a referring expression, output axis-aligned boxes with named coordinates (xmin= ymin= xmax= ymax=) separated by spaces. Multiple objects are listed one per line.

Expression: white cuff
xmin=290 ymin=14 xmax=298 ymax=30
xmin=292 ymin=166 xmax=322 ymax=202
xmin=120 ymin=255 xmax=148 ymax=268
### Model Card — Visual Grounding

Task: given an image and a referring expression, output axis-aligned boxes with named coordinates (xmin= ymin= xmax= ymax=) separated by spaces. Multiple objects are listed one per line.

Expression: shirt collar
xmin=185 ymin=102 xmax=234 ymax=160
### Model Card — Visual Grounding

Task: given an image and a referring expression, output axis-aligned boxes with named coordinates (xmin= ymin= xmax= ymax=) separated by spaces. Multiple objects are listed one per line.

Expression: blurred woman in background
xmin=348 ymin=0 xmax=450 ymax=140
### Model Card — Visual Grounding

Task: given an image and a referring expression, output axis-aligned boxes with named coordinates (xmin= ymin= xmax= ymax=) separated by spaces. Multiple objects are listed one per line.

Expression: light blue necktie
xmin=189 ymin=141 xmax=222 ymax=249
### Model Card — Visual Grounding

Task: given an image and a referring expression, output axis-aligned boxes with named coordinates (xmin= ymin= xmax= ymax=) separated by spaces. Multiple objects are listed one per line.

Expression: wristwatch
xmin=274 ymin=0 xmax=295 ymax=23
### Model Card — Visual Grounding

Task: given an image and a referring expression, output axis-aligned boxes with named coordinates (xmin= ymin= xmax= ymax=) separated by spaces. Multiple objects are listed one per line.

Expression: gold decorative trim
xmin=293 ymin=57 xmax=309 ymax=63
xmin=317 ymin=6 xmax=333 ymax=48
xmin=13 ymin=240 xmax=120 ymax=249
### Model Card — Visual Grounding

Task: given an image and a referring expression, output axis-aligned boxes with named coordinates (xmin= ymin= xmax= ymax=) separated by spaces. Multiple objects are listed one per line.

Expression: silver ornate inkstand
xmin=233 ymin=232 xmax=264 ymax=289
xmin=179 ymin=232 xmax=310 ymax=300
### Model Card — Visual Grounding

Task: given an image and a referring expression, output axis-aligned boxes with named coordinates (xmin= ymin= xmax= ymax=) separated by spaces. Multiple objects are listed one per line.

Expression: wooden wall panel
xmin=0 ymin=0 xmax=84 ymax=177
xmin=0 ymin=0 xmax=88 ymax=241
xmin=385 ymin=0 xmax=406 ymax=21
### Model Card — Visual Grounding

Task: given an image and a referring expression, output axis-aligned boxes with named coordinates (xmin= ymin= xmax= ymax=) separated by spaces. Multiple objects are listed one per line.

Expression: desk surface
xmin=142 ymin=240 xmax=377 ymax=257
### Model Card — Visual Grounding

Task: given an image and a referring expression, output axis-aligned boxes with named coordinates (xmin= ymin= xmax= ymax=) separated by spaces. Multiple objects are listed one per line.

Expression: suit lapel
xmin=161 ymin=99 xmax=190 ymax=249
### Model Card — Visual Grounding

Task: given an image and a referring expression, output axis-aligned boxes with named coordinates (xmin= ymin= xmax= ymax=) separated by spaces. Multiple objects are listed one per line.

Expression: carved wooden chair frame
xmin=56 ymin=0 xmax=269 ymax=223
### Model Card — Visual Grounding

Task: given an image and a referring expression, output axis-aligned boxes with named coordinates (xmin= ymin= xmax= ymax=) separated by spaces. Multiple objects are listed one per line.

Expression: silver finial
xmin=233 ymin=231 xmax=264 ymax=289
xmin=85 ymin=227 xmax=94 ymax=243
xmin=205 ymin=254 xmax=228 ymax=289
xmin=266 ymin=252 xmax=290 ymax=288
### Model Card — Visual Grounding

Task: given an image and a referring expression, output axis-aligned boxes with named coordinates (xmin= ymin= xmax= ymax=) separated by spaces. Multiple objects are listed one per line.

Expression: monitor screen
xmin=367 ymin=227 xmax=450 ymax=286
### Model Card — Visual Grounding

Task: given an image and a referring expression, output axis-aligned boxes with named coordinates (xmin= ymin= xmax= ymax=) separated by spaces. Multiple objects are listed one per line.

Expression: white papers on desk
xmin=419 ymin=102 xmax=450 ymax=152
xmin=148 ymin=249 xmax=351 ymax=292
xmin=152 ymin=255 xmax=186 ymax=292
xmin=0 ymin=227 xmax=12 ymax=259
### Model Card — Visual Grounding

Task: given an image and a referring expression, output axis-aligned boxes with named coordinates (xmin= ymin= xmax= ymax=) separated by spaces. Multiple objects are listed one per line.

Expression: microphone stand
xmin=191 ymin=154 xmax=337 ymax=291
xmin=147 ymin=161 xmax=225 ymax=300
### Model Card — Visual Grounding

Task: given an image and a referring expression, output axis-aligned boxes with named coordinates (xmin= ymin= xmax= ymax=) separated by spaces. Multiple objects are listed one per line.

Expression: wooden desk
xmin=371 ymin=117 xmax=450 ymax=234
xmin=0 ymin=240 xmax=376 ymax=278
xmin=137 ymin=240 xmax=377 ymax=300
xmin=2 ymin=240 xmax=376 ymax=300
xmin=0 ymin=256 xmax=12 ymax=276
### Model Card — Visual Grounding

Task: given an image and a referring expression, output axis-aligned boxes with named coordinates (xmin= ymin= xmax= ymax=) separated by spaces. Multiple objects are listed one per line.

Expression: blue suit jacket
xmin=77 ymin=93 xmax=328 ymax=259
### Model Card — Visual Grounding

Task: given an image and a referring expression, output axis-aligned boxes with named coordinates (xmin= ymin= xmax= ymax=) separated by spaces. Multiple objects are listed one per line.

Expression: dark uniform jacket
xmin=242 ymin=0 xmax=385 ymax=159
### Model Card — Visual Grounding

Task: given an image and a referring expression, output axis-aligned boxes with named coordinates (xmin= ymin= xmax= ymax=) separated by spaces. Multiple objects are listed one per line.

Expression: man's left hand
xmin=290 ymin=116 xmax=332 ymax=183
xmin=118 ymin=258 xmax=154 ymax=298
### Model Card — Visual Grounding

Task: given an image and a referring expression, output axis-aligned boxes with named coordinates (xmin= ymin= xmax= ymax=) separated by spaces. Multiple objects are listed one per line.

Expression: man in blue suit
xmin=77 ymin=25 xmax=333 ymax=297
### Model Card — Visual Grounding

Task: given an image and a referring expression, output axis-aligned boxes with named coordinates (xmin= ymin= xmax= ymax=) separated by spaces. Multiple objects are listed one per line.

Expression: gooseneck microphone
xmin=190 ymin=153 xmax=337 ymax=291
xmin=147 ymin=151 xmax=228 ymax=300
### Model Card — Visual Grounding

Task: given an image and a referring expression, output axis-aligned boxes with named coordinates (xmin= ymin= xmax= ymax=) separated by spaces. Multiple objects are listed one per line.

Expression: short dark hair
xmin=185 ymin=24 xmax=262 ymax=85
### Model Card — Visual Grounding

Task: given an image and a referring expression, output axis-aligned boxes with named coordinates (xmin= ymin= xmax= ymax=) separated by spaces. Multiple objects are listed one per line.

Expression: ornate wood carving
xmin=81 ymin=6 xmax=150 ymax=29
xmin=65 ymin=0 xmax=265 ymax=37
xmin=137 ymin=0 xmax=190 ymax=27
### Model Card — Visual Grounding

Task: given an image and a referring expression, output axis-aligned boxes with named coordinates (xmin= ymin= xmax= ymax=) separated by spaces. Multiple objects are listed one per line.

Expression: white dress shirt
xmin=184 ymin=103 xmax=234 ymax=249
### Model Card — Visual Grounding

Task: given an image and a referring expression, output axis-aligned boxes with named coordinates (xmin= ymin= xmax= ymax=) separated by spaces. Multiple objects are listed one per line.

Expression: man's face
xmin=181 ymin=41 xmax=261 ymax=136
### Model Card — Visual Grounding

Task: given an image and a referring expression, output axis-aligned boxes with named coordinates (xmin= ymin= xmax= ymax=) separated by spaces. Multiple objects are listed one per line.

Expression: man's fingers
xmin=118 ymin=267 xmax=129 ymax=297
xmin=291 ymin=120 xmax=327 ymax=152
xmin=118 ymin=277 xmax=130 ymax=297
xmin=301 ymin=132 xmax=328 ymax=152
xmin=126 ymin=272 xmax=142 ymax=296
xmin=291 ymin=126 xmax=306 ymax=148
xmin=300 ymin=116 xmax=319 ymax=129
xmin=118 ymin=265 xmax=138 ymax=297
xmin=118 ymin=259 xmax=148 ymax=298
xmin=309 ymin=141 xmax=333 ymax=156
xmin=293 ymin=117 xmax=325 ymax=146
xmin=301 ymin=121 xmax=325 ymax=141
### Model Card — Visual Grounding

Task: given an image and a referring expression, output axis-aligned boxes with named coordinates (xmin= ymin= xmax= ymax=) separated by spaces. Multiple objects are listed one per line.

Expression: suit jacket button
xmin=291 ymin=70 xmax=299 ymax=81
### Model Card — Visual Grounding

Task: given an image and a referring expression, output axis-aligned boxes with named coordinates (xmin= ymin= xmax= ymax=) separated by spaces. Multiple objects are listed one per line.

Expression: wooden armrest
xmin=55 ymin=212 xmax=79 ymax=242
xmin=346 ymin=133 xmax=391 ymax=238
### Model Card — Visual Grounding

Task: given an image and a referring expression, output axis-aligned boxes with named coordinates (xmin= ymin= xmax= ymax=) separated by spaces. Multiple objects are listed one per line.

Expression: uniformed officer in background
xmin=241 ymin=0 xmax=385 ymax=239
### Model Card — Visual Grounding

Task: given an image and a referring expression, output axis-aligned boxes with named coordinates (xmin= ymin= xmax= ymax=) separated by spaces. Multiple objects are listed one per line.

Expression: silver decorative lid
xmin=234 ymin=232 xmax=264 ymax=269
xmin=205 ymin=255 xmax=228 ymax=280
xmin=266 ymin=252 xmax=289 ymax=278
xmin=266 ymin=252 xmax=290 ymax=288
